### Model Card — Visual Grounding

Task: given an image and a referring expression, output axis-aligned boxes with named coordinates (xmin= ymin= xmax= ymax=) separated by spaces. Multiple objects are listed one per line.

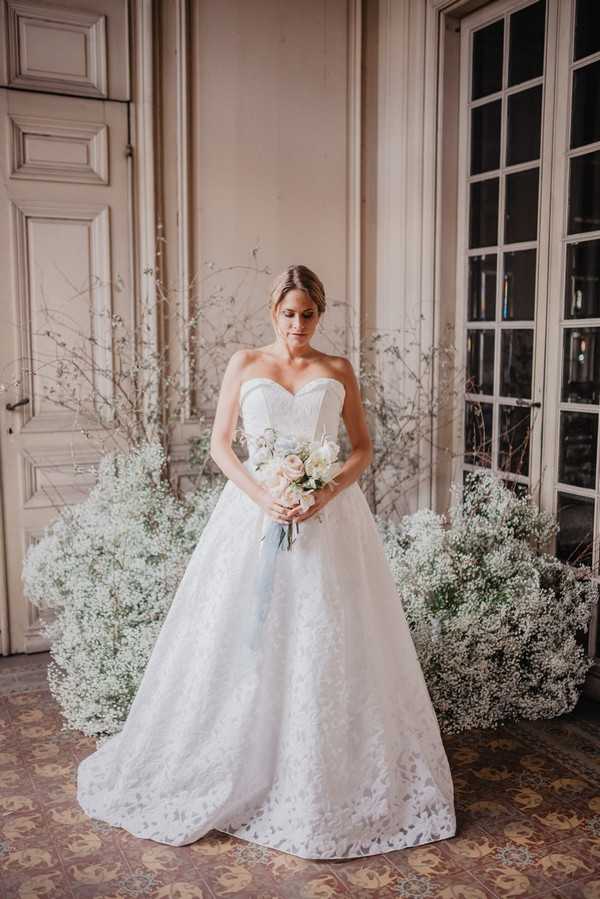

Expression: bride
xmin=77 ymin=263 xmax=457 ymax=859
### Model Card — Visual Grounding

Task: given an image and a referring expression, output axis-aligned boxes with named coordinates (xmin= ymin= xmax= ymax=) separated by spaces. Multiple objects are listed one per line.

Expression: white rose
xmin=305 ymin=462 xmax=326 ymax=480
xmin=305 ymin=449 xmax=332 ymax=477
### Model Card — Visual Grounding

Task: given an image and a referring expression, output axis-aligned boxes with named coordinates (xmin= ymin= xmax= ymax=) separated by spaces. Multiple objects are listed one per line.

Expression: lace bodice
xmin=239 ymin=377 xmax=346 ymax=459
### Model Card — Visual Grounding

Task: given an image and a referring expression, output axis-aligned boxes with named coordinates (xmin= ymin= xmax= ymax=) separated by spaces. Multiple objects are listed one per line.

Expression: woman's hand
xmin=287 ymin=483 xmax=339 ymax=524
xmin=255 ymin=487 xmax=298 ymax=525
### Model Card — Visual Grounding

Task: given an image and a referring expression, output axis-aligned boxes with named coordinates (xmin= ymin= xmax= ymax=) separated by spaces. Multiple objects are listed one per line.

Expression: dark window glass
xmin=559 ymin=411 xmax=598 ymax=489
xmin=500 ymin=479 xmax=530 ymax=497
xmin=464 ymin=401 xmax=493 ymax=467
xmin=568 ymin=150 xmax=600 ymax=235
xmin=505 ymin=168 xmax=539 ymax=244
xmin=471 ymin=100 xmax=501 ymax=174
xmin=470 ymin=178 xmax=499 ymax=248
xmin=466 ymin=330 xmax=495 ymax=394
xmin=472 ymin=20 xmax=504 ymax=100
xmin=574 ymin=0 xmax=600 ymax=61
xmin=498 ymin=405 xmax=531 ymax=476
xmin=462 ymin=469 xmax=471 ymax=494
xmin=508 ymin=0 xmax=546 ymax=87
xmin=500 ymin=329 xmax=533 ymax=398
xmin=565 ymin=240 xmax=600 ymax=319
xmin=468 ymin=255 xmax=497 ymax=321
xmin=562 ymin=327 xmax=600 ymax=404
xmin=556 ymin=492 xmax=594 ymax=567
xmin=507 ymin=86 xmax=543 ymax=165
xmin=502 ymin=249 xmax=536 ymax=321
xmin=571 ymin=60 xmax=600 ymax=149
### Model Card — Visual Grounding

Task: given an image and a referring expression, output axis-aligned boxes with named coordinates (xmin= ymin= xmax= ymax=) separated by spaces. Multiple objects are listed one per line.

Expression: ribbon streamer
xmin=246 ymin=519 xmax=288 ymax=651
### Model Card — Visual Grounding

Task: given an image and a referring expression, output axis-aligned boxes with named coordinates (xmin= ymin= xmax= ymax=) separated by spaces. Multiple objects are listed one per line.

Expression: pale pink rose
xmin=281 ymin=454 xmax=305 ymax=481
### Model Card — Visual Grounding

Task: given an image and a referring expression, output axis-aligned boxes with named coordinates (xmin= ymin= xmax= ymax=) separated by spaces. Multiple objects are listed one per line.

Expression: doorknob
xmin=6 ymin=397 xmax=30 ymax=411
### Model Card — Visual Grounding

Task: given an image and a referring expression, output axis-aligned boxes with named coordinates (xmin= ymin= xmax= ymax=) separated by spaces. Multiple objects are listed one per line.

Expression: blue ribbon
xmin=246 ymin=519 xmax=290 ymax=651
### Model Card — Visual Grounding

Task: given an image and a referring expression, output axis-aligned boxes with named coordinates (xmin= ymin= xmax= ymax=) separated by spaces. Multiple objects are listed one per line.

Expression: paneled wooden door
xmin=0 ymin=0 xmax=132 ymax=654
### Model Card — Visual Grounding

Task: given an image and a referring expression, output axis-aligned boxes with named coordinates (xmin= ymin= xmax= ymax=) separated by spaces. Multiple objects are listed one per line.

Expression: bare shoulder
xmin=322 ymin=353 xmax=357 ymax=388
xmin=224 ymin=348 xmax=260 ymax=379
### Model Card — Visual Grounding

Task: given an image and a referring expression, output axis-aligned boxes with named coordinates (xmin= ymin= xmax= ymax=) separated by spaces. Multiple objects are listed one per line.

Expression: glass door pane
xmin=557 ymin=0 xmax=600 ymax=586
xmin=541 ymin=0 xmax=600 ymax=668
xmin=462 ymin=0 xmax=546 ymax=488
xmin=460 ymin=0 xmax=600 ymax=681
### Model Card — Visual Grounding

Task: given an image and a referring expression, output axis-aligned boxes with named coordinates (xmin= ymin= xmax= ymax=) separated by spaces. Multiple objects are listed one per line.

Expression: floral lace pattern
xmin=77 ymin=378 xmax=456 ymax=858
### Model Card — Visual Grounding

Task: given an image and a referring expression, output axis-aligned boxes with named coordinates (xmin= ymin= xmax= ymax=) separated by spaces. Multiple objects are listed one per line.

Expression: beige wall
xmin=156 ymin=0 xmax=450 ymax=517
xmin=158 ymin=0 xmax=452 ymax=511
xmin=158 ymin=0 xmax=360 ymax=404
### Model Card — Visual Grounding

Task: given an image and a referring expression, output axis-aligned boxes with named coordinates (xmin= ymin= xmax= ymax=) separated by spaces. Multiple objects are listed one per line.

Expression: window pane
xmin=472 ymin=20 xmax=504 ymax=100
xmin=574 ymin=0 xmax=600 ymax=61
xmin=568 ymin=150 xmax=600 ymax=235
xmin=565 ymin=240 xmax=600 ymax=319
xmin=498 ymin=405 xmax=531 ymax=476
xmin=571 ymin=60 xmax=600 ymax=150
xmin=500 ymin=479 xmax=530 ymax=497
xmin=464 ymin=401 xmax=493 ymax=466
xmin=469 ymin=178 xmax=499 ymax=248
xmin=468 ymin=254 xmax=497 ymax=321
xmin=559 ymin=411 xmax=598 ymax=489
xmin=508 ymin=0 xmax=546 ymax=87
xmin=507 ymin=86 xmax=542 ymax=165
xmin=562 ymin=327 xmax=600 ymax=404
xmin=505 ymin=168 xmax=539 ymax=244
xmin=466 ymin=330 xmax=495 ymax=394
xmin=500 ymin=329 xmax=533 ymax=397
xmin=556 ymin=492 xmax=594 ymax=567
xmin=502 ymin=249 xmax=536 ymax=320
xmin=471 ymin=100 xmax=501 ymax=174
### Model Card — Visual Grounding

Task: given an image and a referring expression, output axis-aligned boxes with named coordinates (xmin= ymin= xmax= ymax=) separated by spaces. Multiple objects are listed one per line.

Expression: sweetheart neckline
xmin=240 ymin=376 xmax=346 ymax=400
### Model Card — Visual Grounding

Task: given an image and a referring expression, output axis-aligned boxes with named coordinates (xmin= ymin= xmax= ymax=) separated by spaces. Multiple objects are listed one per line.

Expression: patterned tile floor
xmin=1 ymin=652 xmax=600 ymax=899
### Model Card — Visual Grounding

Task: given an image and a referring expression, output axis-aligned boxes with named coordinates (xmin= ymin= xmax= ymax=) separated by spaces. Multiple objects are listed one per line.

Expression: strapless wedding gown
xmin=76 ymin=376 xmax=456 ymax=859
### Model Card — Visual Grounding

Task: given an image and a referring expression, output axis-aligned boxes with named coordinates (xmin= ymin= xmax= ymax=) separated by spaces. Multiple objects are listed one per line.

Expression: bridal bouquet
xmin=241 ymin=426 xmax=344 ymax=651
xmin=246 ymin=426 xmax=343 ymax=550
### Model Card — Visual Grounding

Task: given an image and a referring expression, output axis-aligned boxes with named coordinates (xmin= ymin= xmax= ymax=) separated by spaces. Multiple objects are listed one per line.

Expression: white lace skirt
xmin=76 ymin=471 xmax=456 ymax=858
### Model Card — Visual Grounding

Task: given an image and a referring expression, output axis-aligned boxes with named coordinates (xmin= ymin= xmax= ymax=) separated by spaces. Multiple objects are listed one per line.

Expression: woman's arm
xmin=209 ymin=351 xmax=294 ymax=526
xmin=289 ymin=358 xmax=373 ymax=523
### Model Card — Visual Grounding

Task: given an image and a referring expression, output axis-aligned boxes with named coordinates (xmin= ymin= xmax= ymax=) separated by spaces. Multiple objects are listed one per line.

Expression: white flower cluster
xmin=248 ymin=428 xmax=343 ymax=513
xmin=22 ymin=442 xmax=222 ymax=738
xmin=376 ymin=471 xmax=598 ymax=734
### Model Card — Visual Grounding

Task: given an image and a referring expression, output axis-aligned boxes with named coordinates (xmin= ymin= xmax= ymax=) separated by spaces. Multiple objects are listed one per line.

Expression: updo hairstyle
xmin=269 ymin=265 xmax=326 ymax=317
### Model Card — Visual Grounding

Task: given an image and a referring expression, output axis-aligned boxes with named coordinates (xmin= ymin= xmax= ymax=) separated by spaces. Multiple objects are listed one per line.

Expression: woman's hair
xmin=269 ymin=265 xmax=326 ymax=317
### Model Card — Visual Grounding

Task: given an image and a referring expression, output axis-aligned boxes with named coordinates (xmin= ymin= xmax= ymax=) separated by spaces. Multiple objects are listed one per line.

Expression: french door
xmin=457 ymin=0 xmax=600 ymax=679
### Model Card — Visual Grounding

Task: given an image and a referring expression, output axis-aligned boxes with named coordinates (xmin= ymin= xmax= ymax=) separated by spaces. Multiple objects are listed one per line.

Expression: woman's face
xmin=272 ymin=288 xmax=320 ymax=346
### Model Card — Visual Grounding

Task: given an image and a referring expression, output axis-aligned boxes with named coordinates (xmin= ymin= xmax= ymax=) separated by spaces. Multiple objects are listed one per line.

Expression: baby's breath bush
xmin=377 ymin=471 xmax=597 ymax=734
xmin=22 ymin=442 xmax=222 ymax=737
